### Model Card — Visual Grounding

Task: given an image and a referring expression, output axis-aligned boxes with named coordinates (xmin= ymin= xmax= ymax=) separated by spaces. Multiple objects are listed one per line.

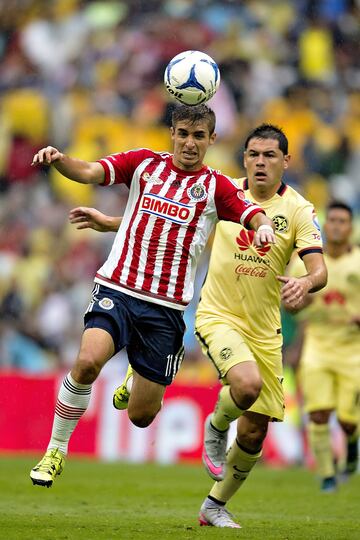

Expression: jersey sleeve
xmin=294 ymin=203 xmax=324 ymax=258
xmin=97 ymin=149 xmax=157 ymax=187
xmin=214 ymin=173 xmax=265 ymax=228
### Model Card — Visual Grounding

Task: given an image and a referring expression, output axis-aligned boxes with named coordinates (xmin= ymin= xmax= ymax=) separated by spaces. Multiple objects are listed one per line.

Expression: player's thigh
xmin=336 ymin=366 xmax=360 ymax=425
xmin=128 ymin=370 xmax=166 ymax=416
xmin=195 ymin=318 xmax=255 ymax=380
xmin=300 ymin=363 xmax=335 ymax=413
xmin=75 ymin=327 xmax=115 ymax=374
xmin=128 ymin=302 xmax=186 ymax=386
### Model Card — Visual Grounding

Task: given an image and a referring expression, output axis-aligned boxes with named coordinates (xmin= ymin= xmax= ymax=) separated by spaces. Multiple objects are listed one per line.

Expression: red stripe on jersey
xmin=172 ymin=175 xmax=212 ymax=301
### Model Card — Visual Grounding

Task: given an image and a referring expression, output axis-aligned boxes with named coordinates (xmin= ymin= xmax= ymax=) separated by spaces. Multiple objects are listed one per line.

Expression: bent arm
xmin=279 ymin=252 xmax=327 ymax=313
xmin=32 ymin=146 xmax=105 ymax=184
xmin=69 ymin=207 xmax=121 ymax=232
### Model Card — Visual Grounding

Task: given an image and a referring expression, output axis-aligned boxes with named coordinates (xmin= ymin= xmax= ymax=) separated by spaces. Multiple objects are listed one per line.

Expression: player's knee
xmin=309 ymin=410 xmax=330 ymax=424
xmin=232 ymin=377 xmax=262 ymax=409
xmin=238 ymin=425 xmax=267 ymax=452
xmin=73 ymin=353 xmax=102 ymax=383
xmin=128 ymin=411 xmax=156 ymax=428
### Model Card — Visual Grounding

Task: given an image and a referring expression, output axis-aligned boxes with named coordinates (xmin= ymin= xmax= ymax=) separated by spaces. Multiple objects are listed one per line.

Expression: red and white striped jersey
xmin=95 ymin=148 xmax=264 ymax=310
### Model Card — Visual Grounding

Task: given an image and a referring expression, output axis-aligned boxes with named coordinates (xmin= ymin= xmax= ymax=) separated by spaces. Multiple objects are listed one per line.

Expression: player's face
xmin=324 ymin=208 xmax=352 ymax=245
xmin=244 ymin=138 xmax=290 ymax=196
xmin=171 ymin=120 xmax=216 ymax=171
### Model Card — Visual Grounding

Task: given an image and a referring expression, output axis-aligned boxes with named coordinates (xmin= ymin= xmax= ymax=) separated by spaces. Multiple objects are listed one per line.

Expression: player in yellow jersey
xmin=68 ymin=124 xmax=328 ymax=528
xmin=194 ymin=123 xmax=327 ymax=528
xmin=288 ymin=201 xmax=360 ymax=493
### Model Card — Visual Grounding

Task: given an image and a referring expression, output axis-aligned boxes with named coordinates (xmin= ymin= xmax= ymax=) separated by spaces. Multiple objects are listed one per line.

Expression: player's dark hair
xmin=171 ymin=104 xmax=216 ymax=135
xmin=326 ymin=200 xmax=353 ymax=219
xmin=244 ymin=123 xmax=288 ymax=155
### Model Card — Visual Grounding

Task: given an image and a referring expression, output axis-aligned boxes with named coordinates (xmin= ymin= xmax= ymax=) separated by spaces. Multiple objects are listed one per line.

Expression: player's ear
xmin=209 ymin=131 xmax=216 ymax=145
xmin=170 ymin=126 xmax=175 ymax=139
xmin=283 ymin=154 xmax=291 ymax=169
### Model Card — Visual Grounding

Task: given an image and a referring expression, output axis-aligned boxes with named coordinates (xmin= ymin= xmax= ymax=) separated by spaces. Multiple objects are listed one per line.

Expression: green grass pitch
xmin=0 ymin=455 xmax=359 ymax=539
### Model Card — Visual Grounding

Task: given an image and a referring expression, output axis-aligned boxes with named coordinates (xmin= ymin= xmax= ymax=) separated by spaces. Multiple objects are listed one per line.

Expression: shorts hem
xmin=130 ymin=362 xmax=168 ymax=387
xmin=248 ymin=405 xmax=284 ymax=422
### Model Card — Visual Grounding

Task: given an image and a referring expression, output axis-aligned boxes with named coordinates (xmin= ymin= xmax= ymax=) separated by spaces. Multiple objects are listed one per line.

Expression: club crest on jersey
xmin=140 ymin=193 xmax=195 ymax=224
xmin=99 ymin=298 xmax=114 ymax=310
xmin=272 ymin=215 xmax=288 ymax=232
xmin=187 ymin=183 xmax=207 ymax=202
xmin=142 ymin=172 xmax=162 ymax=184
xmin=220 ymin=347 xmax=233 ymax=361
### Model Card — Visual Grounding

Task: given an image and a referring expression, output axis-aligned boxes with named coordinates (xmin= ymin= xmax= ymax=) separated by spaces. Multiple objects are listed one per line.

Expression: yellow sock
xmin=211 ymin=385 xmax=245 ymax=431
xmin=308 ymin=422 xmax=335 ymax=478
xmin=210 ymin=440 xmax=261 ymax=502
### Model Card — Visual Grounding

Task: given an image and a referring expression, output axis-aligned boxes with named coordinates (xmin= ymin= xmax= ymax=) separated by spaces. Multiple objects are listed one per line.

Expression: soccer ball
xmin=164 ymin=50 xmax=220 ymax=106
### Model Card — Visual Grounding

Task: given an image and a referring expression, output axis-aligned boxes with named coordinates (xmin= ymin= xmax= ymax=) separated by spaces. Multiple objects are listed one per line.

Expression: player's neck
xmin=249 ymin=182 xmax=281 ymax=202
xmin=325 ymin=242 xmax=352 ymax=258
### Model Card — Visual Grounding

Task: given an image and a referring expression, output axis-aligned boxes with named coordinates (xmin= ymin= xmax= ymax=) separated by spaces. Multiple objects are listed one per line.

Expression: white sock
xmin=47 ymin=372 xmax=92 ymax=455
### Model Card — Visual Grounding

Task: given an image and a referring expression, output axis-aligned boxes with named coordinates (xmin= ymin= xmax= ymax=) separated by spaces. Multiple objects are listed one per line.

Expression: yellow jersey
xmin=291 ymin=246 xmax=360 ymax=359
xmin=196 ymin=179 xmax=323 ymax=347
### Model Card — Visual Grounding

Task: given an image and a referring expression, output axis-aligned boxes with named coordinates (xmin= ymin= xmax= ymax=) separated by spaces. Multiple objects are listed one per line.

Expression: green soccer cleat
xmin=113 ymin=365 xmax=133 ymax=410
xmin=30 ymin=448 xmax=65 ymax=488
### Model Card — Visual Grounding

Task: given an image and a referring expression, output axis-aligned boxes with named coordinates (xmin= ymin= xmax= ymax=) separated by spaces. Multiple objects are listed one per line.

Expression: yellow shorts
xmin=195 ymin=316 xmax=285 ymax=421
xmin=300 ymin=345 xmax=360 ymax=424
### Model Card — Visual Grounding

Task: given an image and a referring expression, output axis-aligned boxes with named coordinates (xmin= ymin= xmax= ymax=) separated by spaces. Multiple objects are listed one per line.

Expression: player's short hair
xmin=326 ymin=200 xmax=353 ymax=219
xmin=171 ymin=104 xmax=216 ymax=135
xmin=244 ymin=123 xmax=289 ymax=155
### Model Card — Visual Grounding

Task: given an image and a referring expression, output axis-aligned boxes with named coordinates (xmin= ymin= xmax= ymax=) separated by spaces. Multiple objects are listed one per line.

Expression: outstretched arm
xmin=69 ymin=207 xmax=121 ymax=232
xmin=32 ymin=146 xmax=105 ymax=184
xmin=279 ymin=252 xmax=327 ymax=313
xmin=248 ymin=212 xmax=276 ymax=247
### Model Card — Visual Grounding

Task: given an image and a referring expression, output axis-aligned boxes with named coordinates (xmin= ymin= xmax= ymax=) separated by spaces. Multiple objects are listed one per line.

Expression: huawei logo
xmin=323 ymin=290 xmax=346 ymax=305
xmin=236 ymin=229 xmax=271 ymax=257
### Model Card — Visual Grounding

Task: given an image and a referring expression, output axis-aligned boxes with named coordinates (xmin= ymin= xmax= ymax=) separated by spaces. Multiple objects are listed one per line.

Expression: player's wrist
xmin=257 ymin=224 xmax=274 ymax=233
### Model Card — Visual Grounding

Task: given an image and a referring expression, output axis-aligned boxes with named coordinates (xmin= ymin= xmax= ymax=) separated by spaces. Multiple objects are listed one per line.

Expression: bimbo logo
xmin=140 ymin=193 xmax=194 ymax=224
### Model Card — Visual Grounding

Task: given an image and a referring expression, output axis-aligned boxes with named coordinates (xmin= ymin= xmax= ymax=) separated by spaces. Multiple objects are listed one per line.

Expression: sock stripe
xmin=55 ymin=400 xmax=86 ymax=420
xmin=63 ymin=377 xmax=91 ymax=395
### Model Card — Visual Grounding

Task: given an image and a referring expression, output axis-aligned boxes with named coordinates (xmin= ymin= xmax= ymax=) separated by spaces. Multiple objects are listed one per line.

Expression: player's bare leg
xmin=203 ymin=362 xmax=262 ymax=481
xmin=200 ymin=412 xmax=268 ymax=528
xmin=30 ymin=328 xmax=114 ymax=487
xmin=126 ymin=370 xmax=166 ymax=428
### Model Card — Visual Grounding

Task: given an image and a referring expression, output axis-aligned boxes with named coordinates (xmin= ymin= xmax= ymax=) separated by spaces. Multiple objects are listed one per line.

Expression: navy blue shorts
xmin=84 ymin=284 xmax=186 ymax=386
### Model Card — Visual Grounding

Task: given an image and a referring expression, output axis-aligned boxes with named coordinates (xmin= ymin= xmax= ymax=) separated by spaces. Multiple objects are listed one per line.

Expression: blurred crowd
xmin=1 ymin=0 xmax=360 ymax=378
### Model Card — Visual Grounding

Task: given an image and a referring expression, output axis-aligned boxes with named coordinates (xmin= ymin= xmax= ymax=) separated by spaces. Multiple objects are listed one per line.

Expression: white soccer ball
xmin=164 ymin=50 xmax=220 ymax=106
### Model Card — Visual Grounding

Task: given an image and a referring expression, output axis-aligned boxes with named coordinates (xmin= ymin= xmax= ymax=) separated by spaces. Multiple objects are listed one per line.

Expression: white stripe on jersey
xmin=240 ymin=205 xmax=257 ymax=226
xmin=103 ymin=159 xmax=116 ymax=185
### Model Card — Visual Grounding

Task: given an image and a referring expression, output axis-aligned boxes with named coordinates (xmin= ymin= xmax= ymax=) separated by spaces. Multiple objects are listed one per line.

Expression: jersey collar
xmin=243 ymin=178 xmax=287 ymax=196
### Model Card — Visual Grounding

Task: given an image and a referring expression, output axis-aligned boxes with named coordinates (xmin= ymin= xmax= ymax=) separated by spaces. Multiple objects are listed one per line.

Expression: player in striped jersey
xmin=29 ymin=104 xmax=275 ymax=487
xmin=288 ymin=201 xmax=360 ymax=492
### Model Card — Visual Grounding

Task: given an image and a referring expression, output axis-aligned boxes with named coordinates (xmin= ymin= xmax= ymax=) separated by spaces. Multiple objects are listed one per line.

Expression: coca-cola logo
xmin=235 ymin=264 xmax=268 ymax=278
